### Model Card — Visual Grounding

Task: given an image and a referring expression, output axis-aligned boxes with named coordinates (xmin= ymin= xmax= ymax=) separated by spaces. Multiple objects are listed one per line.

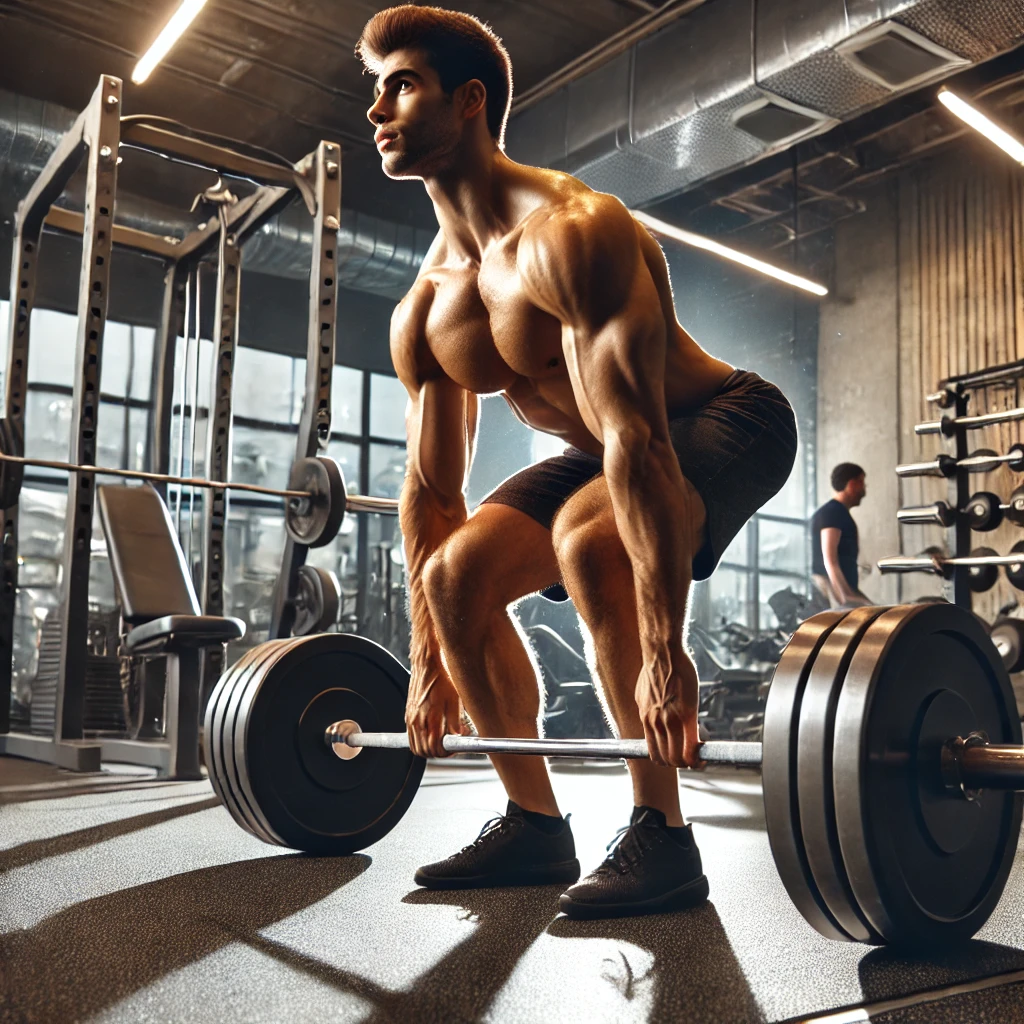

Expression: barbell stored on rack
xmin=0 ymin=444 xmax=399 ymax=548
xmin=204 ymin=602 xmax=1023 ymax=949
xmin=916 ymin=407 xmax=1024 ymax=437
xmin=895 ymin=445 xmax=1024 ymax=479
xmin=878 ymin=547 xmax=1009 ymax=591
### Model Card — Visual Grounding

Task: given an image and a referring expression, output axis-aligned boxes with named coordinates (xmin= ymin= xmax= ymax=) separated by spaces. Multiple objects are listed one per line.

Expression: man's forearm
xmin=400 ymin=477 xmax=467 ymax=671
xmin=823 ymin=554 xmax=855 ymax=602
xmin=603 ymin=434 xmax=692 ymax=653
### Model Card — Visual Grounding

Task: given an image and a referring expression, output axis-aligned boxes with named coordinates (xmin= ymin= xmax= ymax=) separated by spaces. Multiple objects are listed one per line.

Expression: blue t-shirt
xmin=811 ymin=498 xmax=858 ymax=590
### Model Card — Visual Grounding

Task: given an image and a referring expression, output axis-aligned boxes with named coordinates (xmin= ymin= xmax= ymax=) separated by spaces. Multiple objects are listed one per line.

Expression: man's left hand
xmin=635 ymin=643 xmax=702 ymax=768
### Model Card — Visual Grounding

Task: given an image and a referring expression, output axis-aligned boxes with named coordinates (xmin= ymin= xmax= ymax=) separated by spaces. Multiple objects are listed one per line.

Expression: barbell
xmin=204 ymin=602 xmax=1023 ymax=949
xmin=0 ymin=445 xmax=399 ymax=547
xmin=895 ymin=445 xmax=1024 ymax=478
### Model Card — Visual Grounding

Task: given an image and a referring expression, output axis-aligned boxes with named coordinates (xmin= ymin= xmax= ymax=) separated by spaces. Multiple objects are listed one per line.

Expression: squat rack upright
xmin=0 ymin=73 xmax=342 ymax=773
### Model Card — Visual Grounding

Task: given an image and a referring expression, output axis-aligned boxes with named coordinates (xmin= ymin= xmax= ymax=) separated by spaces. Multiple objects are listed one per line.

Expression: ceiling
xmin=0 ymin=0 xmax=661 ymax=223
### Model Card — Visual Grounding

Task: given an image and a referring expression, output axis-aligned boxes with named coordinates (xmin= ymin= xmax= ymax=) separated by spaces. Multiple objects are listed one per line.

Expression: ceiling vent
xmin=837 ymin=22 xmax=968 ymax=92
xmin=731 ymin=94 xmax=836 ymax=148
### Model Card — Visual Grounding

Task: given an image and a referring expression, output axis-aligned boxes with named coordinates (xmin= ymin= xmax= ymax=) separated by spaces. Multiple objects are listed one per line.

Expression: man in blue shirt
xmin=811 ymin=463 xmax=869 ymax=608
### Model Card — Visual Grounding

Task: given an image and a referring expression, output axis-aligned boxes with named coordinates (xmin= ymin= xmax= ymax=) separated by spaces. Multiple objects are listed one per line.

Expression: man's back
xmin=811 ymin=498 xmax=859 ymax=590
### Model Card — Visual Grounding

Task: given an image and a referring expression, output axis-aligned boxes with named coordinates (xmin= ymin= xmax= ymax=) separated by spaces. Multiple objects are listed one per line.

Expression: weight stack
xmin=29 ymin=613 xmax=126 ymax=736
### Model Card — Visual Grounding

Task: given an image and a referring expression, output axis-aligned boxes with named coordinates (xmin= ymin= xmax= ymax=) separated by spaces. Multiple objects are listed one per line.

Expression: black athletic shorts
xmin=480 ymin=369 xmax=798 ymax=585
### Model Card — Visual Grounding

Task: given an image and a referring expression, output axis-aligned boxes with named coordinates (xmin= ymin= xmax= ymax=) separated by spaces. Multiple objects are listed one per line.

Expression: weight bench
xmin=98 ymin=483 xmax=245 ymax=778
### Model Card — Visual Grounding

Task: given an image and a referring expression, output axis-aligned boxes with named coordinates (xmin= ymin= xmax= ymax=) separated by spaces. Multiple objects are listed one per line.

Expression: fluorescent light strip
xmin=938 ymin=89 xmax=1024 ymax=164
xmin=132 ymin=0 xmax=209 ymax=85
xmin=632 ymin=210 xmax=829 ymax=296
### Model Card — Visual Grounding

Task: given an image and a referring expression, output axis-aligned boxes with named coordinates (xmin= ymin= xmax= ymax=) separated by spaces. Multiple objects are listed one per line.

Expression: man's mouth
xmin=375 ymin=130 xmax=398 ymax=151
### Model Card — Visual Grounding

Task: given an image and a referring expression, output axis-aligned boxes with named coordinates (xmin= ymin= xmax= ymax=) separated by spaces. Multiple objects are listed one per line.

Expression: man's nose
xmin=367 ymin=97 xmax=387 ymax=126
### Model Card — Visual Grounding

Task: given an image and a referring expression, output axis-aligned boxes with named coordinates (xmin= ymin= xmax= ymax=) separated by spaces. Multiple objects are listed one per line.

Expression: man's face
xmin=849 ymin=474 xmax=867 ymax=506
xmin=366 ymin=48 xmax=462 ymax=179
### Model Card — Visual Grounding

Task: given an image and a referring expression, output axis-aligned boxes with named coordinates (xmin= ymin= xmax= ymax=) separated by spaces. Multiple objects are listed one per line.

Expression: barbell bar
xmin=204 ymin=604 xmax=1023 ymax=948
xmin=898 ymin=490 xmax=1024 ymax=531
xmin=916 ymin=407 xmax=1024 ymax=436
xmin=0 ymin=447 xmax=399 ymax=546
xmin=322 ymin=721 xmax=1024 ymax=790
xmin=895 ymin=445 xmax=1024 ymax=478
xmin=878 ymin=550 xmax=1024 ymax=573
xmin=324 ymin=721 xmax=763 ymax=763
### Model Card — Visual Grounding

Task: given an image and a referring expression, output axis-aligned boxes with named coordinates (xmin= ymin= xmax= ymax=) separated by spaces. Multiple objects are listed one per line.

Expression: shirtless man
xmin=357 ymin=6 xmax=797 ymax=918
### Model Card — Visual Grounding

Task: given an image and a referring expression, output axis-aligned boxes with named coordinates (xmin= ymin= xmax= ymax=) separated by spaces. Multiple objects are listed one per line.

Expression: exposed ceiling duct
xmin=505 ymin=0 xmax=1024 ymax=208
xmin=0 ymin=90 xmax=432 ymax=301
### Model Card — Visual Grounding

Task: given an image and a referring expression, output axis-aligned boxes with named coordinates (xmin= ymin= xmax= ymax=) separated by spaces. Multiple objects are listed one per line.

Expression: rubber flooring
xmin=4 ymin=757 xmax=1024 ymax=1023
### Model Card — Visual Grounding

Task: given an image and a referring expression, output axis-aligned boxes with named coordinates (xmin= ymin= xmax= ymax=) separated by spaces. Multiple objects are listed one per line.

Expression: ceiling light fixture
xmin=132 ymin=0 xmax=209 ymax=85
xmin=632 ymin=211 xmax=829 ymax=297
xmin=938 ymin=89 xmax=1024 ymax=164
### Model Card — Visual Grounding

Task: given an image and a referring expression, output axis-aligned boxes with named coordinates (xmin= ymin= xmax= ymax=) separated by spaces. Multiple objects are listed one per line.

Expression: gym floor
xmin=4 ymin=758 xmax=1024 ymax=1024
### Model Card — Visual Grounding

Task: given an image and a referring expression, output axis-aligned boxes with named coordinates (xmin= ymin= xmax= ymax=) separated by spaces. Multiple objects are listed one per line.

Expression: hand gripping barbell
xmin=0 ymin=445 xmax=398 ymax=547
xmin=204 ymin=602 xmax=1023 ymax=949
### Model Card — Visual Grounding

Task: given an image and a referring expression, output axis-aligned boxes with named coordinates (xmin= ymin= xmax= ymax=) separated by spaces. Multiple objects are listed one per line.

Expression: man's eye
xmin=398 ymin=80 xmax=411 ymax=92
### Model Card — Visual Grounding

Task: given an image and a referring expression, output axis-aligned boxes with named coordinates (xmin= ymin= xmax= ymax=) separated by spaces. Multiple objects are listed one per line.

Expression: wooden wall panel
xmin=896 ymin=162 xmax=1024 ymax=617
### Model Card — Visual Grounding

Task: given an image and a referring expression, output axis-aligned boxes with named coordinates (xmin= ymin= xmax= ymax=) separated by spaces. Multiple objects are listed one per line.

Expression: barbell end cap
xmin=326 ymin=719 xmax=363 ymax=760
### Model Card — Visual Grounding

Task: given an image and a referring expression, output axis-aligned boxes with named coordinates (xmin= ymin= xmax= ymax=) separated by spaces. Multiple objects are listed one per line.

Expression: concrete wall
xmin=817 ymin=182 xmax=902 ymax=605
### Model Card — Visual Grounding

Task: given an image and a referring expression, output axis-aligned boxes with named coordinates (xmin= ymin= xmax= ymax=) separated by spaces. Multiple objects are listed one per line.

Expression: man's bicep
xmin=403 ymin=376 xmax=472 ymax=506
xmin=821 ymin=527 xmax=842 ymax=557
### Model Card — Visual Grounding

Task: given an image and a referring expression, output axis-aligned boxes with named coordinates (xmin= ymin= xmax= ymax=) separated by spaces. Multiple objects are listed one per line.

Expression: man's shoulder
xmin=813 ymin=498 xmax=851 ymax=524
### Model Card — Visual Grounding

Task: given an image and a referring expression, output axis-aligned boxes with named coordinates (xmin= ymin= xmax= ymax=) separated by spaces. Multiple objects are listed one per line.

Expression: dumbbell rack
xmin=887 ymin=357 xmax=1024 ymax=609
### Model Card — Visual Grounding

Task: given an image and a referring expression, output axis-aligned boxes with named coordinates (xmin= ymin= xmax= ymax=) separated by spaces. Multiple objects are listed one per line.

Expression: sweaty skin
xmin=369 ymin=47 xmax=733 ymax=769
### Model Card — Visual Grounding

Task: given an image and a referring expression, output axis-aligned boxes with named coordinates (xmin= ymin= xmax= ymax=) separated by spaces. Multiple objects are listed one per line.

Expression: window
xmin=370 ymin=373 xmax=406 ymax=441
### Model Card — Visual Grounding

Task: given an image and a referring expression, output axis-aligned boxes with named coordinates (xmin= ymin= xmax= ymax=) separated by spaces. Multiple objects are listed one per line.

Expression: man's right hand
xmin=405 ymin=656 xmax=464 ymax=759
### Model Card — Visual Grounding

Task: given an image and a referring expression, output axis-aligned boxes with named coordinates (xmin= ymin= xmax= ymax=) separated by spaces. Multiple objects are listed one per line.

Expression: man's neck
xmin=833 ymin=491 xmax=855 ymax=509
xmin=423 ymin=147 xmax=520 ymax=261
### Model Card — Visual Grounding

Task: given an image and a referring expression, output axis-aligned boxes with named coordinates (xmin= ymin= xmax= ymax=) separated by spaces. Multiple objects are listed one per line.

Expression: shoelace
xmin=599 ymin=820 xmax=658 ymax=875
xmin=460 ymin=813 xmax=522 ymax=853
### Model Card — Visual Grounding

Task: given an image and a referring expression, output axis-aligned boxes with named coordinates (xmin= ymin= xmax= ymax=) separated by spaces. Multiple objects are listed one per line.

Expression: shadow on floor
xmin=0 ymin=796 xmax=221 ymax=872
xmin=548 ymin=902 xmax=764 ymax=1024
xmin=226 ymin=884 xmax=567 ymax=1023
xmin=685 ymin=783 xmax=766 ymax=830
xmin=1 ymin=853 xmax=370 ymax=1023
xmin=858 ymin=939 xmax=1024 ymax=1002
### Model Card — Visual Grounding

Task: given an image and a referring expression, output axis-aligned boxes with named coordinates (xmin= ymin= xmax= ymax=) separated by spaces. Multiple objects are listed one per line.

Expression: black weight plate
xmin=834 ymin=603 xmax=1022 ymax=947
xmin=235 ymin=632 xmax=425 ymax=854
xmin=965 ymin=492 xmax=1002 ymax=533
xmin=208 ymin=641 xmax=297 ymax=845
xmin=991 ymin=618 xmax=1024 ymax=674
xmin=220 ymin=639 xmax=301 ymax=845
xmin=205 ymin=644 xmax=284 ymax=844
xmin=285 ymin=457 xmax=347 ymax=549
xmin=1007 ymin=541 xmax=1024 ymax=591
xmin=1007 ymin=486 xmax=1024 ymax=527
xmin=797 ymin=606 xmax=889 ymax=944
xmin=204 ymin=650 xmax=263 ymax=840
xmin=763 ymin=609 xmax=852 ymax=942
xmin=969 ymin=547 xmax=999 ymax=593
xmin=293 ymin=565 xmax=342 ymax=636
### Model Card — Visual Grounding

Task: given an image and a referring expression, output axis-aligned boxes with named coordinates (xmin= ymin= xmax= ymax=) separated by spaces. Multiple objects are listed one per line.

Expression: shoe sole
xmin=414 ymin=858 xmax=581 ymax=890
xmin=558 ymin=873 xmax=710 ymax=919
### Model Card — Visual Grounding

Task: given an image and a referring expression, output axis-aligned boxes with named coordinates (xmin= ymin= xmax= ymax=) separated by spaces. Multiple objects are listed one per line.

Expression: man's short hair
xmin=831 ymin=463 xmax=865 ymax=492
xmin=356 ymin=5 xmax=513 ymax=146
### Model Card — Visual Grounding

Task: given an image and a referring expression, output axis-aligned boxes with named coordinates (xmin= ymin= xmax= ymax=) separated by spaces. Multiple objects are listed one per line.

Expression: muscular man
xmin=357 ymin=6 xmax=797 ymax=918
xmin=810 ymin=463 xmax=869 ymax=609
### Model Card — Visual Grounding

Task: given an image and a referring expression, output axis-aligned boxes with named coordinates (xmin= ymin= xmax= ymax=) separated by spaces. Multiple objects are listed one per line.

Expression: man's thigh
xmin=443 ymin=502 xmax=562 ymax=603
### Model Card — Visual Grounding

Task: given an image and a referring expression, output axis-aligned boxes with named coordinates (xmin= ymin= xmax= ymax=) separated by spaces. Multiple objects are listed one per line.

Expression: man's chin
xmin=379 ymin=155 xmax=420 ymax=180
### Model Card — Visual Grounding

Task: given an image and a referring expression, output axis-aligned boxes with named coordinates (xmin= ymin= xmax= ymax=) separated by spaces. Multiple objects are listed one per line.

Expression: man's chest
xmin=413 ymin=245 xmax=564 ymax=392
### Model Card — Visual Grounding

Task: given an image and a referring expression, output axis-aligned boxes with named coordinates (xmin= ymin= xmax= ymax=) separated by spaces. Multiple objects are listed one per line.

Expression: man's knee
xmin=553 ymin=509 xmax=631 ymax=600
xmin=423 ymin=534 xmax=508 ymax=631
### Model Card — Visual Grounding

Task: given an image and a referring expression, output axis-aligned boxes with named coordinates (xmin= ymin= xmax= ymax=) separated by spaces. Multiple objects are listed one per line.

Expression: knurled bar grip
xmin=344 ymin=731 xmax=764 ymax=764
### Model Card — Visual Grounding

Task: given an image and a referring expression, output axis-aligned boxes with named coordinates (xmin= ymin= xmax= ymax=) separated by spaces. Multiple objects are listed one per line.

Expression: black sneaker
xmin=414 ymin=801 xmax=581 ymax=890
xmin=558 ymin=806 xmax=708 ymax=919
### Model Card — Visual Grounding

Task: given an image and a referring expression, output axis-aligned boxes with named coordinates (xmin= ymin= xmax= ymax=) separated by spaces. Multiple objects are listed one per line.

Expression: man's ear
xmin=454 ymin=79 xmax=487 ymax=122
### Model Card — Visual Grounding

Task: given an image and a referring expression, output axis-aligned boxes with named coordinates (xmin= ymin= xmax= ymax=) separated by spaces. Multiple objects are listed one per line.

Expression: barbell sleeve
xmin=916 ymin=407 xmax=1024 ymax=436
xmin=878 ymin=552 xmax=1024 ymax=574
xmin=0 ymin=449 xmax=400 ymax=514
xmin=334 ymin=728 xmax=763 ymax=765
xmin=897 ymin=502 xmax=955 ymax=527
xmin=959 ymin=744 xmax=1024 ymax=789
xmin=895 ymin=448 xmax=1023 ymax=478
